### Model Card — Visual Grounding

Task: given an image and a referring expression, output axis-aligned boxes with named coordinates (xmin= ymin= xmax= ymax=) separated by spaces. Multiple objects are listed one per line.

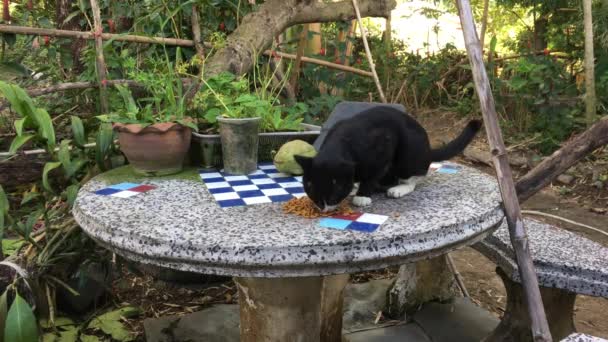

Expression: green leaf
xmin=33 ymin=108 xmax=56 ymax=150
xmin=0 ymin=292 xmax=8 ymax=342
xmin=0 ymin=81 xmax=37 ymax=119
xmin=42 ymin=332 xmax=57 ymax=342
xmin=40 ymin=317 xmax=75 ymax=329
xmin=204 ymin=108 xmax=221 ymax=123
xmin=0 ymin=185 xmax=8 ymax=239
xmin=14 ymin=118 xmax=27 ymax=136
xmin=70 ymin=116 xmax=86 ymax=147
xmin=8 ymin=135 xmax=34 ymax=154
xmin=2 ymin=239 xmax=25 ymax=257
xmin=95 ymin=125 xmax=114 ymax=171
xmin=4 ymin=294 xmax=39 ymax=342
xmin=80 ymin=335 xmax=101 ymax=342
xmin=42 ymin=162 xmax=62 ymax=193
xmin=20 ymin=192 xmax=40 ymax=206
xmin=87 ymin=307 xmax=140 ymax=341
xmin=58 ymin=140 xmax=73 ymax=176
xmin=65 ymin=185 xmax=79 ymax=207
xmin=58 ymin=326 xmax=78 ymax=342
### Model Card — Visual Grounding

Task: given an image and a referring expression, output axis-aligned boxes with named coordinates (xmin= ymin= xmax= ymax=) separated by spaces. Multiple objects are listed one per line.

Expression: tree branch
xmin=292 ymin=0 xmax=394 ymax=24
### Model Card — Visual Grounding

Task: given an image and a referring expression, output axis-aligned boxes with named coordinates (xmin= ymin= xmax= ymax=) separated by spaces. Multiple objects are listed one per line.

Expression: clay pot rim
xmin=113 ymin=121 xmax=192 ymax=135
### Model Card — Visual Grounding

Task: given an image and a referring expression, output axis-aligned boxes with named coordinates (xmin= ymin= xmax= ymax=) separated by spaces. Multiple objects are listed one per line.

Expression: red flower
xmin=356 ymin=58 xmax=362 ymax=65
xmin=543 ymin=48 xmax=550 ymax=56
xmin=333 ymin=58 xmax=341 ymax=64
xmin=43 ymin=36 xmax=50 ymax=46
xmin=101 ymin=79 xmax=108 ymax=86
xmin=320 ymin=48 xmax=326 ymax=56
xmin=219 ymin=22 xmax=225 ymax=31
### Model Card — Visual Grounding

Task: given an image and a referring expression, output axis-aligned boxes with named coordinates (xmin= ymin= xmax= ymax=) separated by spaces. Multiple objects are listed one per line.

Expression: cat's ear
xmin=294 ymin=155 xmax=313 ymax=172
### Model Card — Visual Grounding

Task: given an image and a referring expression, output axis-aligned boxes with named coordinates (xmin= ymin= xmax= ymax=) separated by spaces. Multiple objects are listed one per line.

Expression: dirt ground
xmin=112 ymin=109 xmax=608 ymax=340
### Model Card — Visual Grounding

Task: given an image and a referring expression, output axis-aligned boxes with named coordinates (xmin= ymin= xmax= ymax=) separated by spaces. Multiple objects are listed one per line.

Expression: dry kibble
xmin=282 ymin=196 xmax=353 ymax=218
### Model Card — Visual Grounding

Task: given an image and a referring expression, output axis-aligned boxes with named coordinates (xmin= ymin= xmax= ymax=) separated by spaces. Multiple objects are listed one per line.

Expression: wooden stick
xmin=266 ymin=50 xmax=373 ymax=77
xmin=456 ymin=1 xmax=552 ymax=341
xmin=446 ymin=254 xmax=469 ymax=298
xmin=0 ymin=24 xmax=372 ymax=78
xmin=516 ymin=116 xmax=608 ymax=202
xmin=184 ymin=5 xmax=205 ymax=107
xmin=0 ymin=24 xmax=202 ymax=47
xmin=89 ymin=0 xmax=108 ymax=113
xmin=583 ymin=0 xmax=597 ymax=126
xmin=351 ymin=0 xmax=387 ymax=103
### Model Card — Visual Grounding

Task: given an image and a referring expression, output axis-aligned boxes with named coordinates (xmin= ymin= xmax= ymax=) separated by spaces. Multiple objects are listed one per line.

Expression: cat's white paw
xmin=387 ymin=184 xmax=415 ymax=198
xmin=352 ymin=196 xmax=372 ymax=207
xmin=350 ymin=183 xmax=360 ymax=196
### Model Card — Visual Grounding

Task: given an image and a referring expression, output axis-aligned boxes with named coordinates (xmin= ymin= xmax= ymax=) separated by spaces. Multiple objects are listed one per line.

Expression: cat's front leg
xmin=387 ymin=176 xmax=424 ymax=198
xmin=353 ymin=182 xmax=374 ymax=207
xmin=349 ymin=182 xmax=360 ymax=196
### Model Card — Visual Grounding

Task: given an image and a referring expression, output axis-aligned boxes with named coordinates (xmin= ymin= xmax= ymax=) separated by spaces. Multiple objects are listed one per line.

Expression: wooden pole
xmin=479 ymin=0 xmax=490 ymax=48
xmin=269 ymin=50 xmax=373 ymax=77
xmin=583 ymin=0 xmax=596 ymax=126
xmin=456 ymin=1 xmax=552 ymax=341
xmin=89 ymin=0 xmax=108 ymax=113
xmin=290 ymin=24 xmax=309 ymax=93
xmin=352 ymin=0 xmax=387 ymax=103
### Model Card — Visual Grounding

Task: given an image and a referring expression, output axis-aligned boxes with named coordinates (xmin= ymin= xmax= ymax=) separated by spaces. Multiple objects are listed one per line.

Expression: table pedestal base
xmin=235 ymin=274 xmax=349 ymax=342
xmin=387 ymin=255 xmax=459 ymax=318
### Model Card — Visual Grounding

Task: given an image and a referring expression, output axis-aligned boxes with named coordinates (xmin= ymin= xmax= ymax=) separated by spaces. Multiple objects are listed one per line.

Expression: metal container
xmin=192 ymin=123 xmax=321 ymax=170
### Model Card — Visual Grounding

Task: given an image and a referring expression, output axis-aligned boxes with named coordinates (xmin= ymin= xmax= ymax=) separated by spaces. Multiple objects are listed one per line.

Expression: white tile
xmin=261 ymin=188 xmax=289 ymax=196
xmin=111 ymin=190 xmax=139 ymax=198
xmin=292 ymin=193 xmax=306 ymax=198
xmin=213 ymin=192 xmax=240 ymax=201
xmin=252 ymin=178 xmax=274 ymax=185
xmin=267 ymin=172 xmax=290 ymax=178
xmin=233 ymin=184 xmax=259 ymax=192
xmin=243 ymin=196 xmax=272 ymax=205
xmin=224 ymin=175 xmax=248 ymax=181
xmin=357 ymin=213 xmax=388 ymax=225
xmin=295 ymin=176 xmax=303 ymax=182
xmin=249 ymin=170 xmax=266 ymax=175
xmin=258 ymin=164 xmax=277 ymax=170
xmin=206 ymin=181 xmax=230 ymax=189
xmin=200 ymin=172 xmax=222 ymax=179
xmin=280 ymin=182 xmax=302 ymax=188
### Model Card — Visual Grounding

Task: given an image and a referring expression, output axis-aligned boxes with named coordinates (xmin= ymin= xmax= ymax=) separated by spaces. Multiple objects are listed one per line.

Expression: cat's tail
xmin=430 ymin=120 xmax=482 ymax=162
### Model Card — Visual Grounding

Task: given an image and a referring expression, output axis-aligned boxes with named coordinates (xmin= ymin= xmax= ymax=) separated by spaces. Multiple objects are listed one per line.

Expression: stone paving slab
xmin=561 ymin=333 xmax=608 ymax=342
xmin=343 ymin=324 xmax=431 ymax=342
xmin=412 ymin=298 xmax=499 ymax=342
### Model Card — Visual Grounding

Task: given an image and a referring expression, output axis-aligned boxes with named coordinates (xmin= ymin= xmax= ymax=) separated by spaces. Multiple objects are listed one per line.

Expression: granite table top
xmin=73 ymin=163 xmax=505 ymax=278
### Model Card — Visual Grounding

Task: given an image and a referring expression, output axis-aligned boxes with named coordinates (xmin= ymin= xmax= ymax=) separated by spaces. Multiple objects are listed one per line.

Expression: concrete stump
xmin=484 ymin=268 xmax=576 ymax=342
xmin=235 ymin=274 xmax=349 ymax=342
xmin=387 ymin=255 xmax=459 ymax=319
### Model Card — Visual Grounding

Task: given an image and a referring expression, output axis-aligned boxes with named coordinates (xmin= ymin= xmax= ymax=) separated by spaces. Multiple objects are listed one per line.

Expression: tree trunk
xmin=203 ymin=0 xmax=395 ymax=77
xmin=516 ymin=117 xmax=608 ymax=203
xmin=56 ymin=0 xmax=85 ymax=75
xmin=583 ymin=0 xmax=596 ymax=126
xmin=533 ymin=17 xmax=548 ymax=51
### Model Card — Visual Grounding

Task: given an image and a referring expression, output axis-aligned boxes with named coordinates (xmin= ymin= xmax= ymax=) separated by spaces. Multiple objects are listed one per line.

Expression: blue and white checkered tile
xmin=199 ymin=163 xmax=306 ymax=208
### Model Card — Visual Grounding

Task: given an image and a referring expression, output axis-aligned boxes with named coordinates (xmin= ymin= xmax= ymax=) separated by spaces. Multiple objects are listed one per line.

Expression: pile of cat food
xmin=282 ymin=196 xmax=353 ymax=218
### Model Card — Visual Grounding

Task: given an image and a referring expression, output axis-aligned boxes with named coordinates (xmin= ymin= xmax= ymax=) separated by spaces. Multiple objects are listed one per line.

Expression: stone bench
xmin=473 ymin=219 xmax=608 ymax=341
xmin=561 ymin=333 xmax=608 ymax=342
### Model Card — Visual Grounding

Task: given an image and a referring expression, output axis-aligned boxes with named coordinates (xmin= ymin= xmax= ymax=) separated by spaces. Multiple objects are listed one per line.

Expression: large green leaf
xmin=14 ymin=118 xmax=27 ymax=136
xmin=4 ymin=294 xmax=38 ymax=342
xmin=2 ymin=239 xmax=25 ymax=257
xmin=8 ymin=135 xmax=34 ymax=154
xmin=33 ymin=108 xmax=56 ymax=150
xmin=70 ymin=116 xmax=86 ymax=147
xmin=0 ymin=81 xmax=37 ymax=119
xmin=87 ymin=307 xmax=140 ymax=342
xmin=42 ymin=162 xmax=62 ymax=193
xmin=58 ymin=140 xmax=73 ymax=176
xmin=0 ymin=185 xmax=8 ymax=240
xmin=0 ymin=292 xmax=7 ymax=342
xmin=80 ymin=335 xmax=101 ymax=342
xmin=95 ymin=125 xmax=114 ymax=171
xmin=65 ymin=185 xmax=79 ymax=207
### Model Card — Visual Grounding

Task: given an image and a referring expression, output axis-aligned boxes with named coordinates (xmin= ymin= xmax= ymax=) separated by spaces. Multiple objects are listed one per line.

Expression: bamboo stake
xmin=89 ymin=0 xmax=108 ymax=113
xmin=267 ymin=50 xmax=373 ymax=77
xmin=184 ymin=4 xmax=205 ymax=107
xmin=583 ymin=0 xmax=596 ymax=126
xmin=456 ymin=1 xmax=552 ymax=341
xmin=290 ymin=24 xmax=309 ymax=93
xmin=351 ymin=0 xmax=387 ymax=103
xmin=479 ymin=0 xmax=489 ymax=48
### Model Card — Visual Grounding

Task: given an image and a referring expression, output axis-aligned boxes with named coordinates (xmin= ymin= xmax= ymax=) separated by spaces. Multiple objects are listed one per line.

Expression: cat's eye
xmin=331 ymin=179 xmax=337 ymax=185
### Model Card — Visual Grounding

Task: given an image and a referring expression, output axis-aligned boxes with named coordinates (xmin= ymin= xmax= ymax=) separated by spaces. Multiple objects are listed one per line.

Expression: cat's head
xmin=294 ymin=155 xmax=354 ymax=212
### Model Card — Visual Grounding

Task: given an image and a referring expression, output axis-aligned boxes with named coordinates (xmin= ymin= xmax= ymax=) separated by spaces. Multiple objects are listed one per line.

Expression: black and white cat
xmin=294 ymin=106 xmax=482 ymax=211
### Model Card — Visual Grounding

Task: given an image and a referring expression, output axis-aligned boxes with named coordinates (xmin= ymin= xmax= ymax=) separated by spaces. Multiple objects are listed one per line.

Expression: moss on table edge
xmin=97 ymin=165 xmax=202 ymax=184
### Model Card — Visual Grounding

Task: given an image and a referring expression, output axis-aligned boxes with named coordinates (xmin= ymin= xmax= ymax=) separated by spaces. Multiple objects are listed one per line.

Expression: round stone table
xmin=73 ymin=163 xmax=504 ymax=342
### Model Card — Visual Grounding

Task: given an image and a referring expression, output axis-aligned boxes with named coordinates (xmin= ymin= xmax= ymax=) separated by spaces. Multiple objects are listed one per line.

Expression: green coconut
xmin=272 ymin=140 xmax=317 ymax=175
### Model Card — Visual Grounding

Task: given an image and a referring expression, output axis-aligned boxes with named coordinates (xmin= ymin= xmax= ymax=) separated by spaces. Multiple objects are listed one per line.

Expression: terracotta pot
xmin=114 ymin=122 xmax=191 ymax=176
